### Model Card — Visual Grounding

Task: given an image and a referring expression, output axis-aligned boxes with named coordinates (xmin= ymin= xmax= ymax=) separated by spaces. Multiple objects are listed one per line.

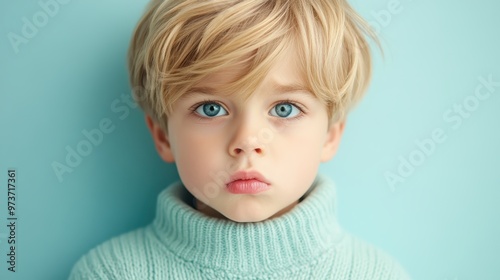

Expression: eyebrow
xmin=185 ymin=86 xmax=217 ymax=96
xmin=182 ymin=83 xmax=313 ymax=98
xmin=271 ymin=83 xmax=313 ymax=96
xmin=177 ymin=87 xmax=215 ymax=101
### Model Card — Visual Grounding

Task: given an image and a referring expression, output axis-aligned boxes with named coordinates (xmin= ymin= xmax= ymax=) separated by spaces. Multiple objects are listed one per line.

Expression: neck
xmin=193 ymin=198 xmax=299 ymax=221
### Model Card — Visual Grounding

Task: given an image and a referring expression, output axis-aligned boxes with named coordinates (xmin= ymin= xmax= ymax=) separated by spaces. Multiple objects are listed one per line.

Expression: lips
xmin=226 ymin=170 xmax=271 ymax=194
xmin=227 ymin=170 xmax=270 ymax=185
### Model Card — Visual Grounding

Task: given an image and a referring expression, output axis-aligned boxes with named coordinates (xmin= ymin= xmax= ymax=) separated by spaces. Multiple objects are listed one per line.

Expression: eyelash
xmin=189 ymin=99 xmax=306 ymax=121
xmin=275 ymin=99 xmax=306 ymax=121
xmin=188 ymin=99 xmax=223 ymax=121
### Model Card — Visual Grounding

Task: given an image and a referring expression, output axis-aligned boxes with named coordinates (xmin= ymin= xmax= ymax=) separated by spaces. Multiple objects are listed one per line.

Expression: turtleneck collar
xmin=151 ymin=174 xmax=345 ymax=274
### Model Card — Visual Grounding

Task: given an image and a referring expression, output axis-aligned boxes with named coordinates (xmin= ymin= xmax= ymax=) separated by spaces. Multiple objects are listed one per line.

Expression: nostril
xmin=231 ymin=147 xmax=263 ymax=156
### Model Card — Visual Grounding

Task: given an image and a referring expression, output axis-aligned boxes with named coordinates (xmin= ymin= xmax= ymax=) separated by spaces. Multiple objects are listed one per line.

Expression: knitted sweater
xmin=68 ymin=174 xmax=411 ymax=279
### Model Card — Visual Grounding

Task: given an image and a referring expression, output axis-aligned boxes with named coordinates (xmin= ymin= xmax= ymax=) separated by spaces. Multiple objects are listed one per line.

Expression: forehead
xmin=192 ymin=43 xmax=308 ymax=95
xmin=195 ymin=61 xmax=250 ymax=88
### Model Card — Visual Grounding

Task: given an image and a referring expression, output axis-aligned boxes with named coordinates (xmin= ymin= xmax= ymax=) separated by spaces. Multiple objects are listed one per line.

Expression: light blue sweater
xmin=69 ymin=174 xmax=411 ymax=279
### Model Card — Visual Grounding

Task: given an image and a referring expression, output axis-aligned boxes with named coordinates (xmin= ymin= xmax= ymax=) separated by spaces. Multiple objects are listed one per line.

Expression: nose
xmin=228 ymin=117 xmax=266 ymax=157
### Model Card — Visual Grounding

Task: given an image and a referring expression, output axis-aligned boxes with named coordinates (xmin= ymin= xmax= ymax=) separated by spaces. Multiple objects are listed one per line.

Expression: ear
xmin=320 ymin=120 xmax=345 ymax=162
xmin=145 ymin=115 xmax=175 ymax=163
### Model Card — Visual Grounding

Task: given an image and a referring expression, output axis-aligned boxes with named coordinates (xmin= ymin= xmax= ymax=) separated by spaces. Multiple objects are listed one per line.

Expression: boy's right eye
xmin=194 ymin=102 xmax=228 ymax=118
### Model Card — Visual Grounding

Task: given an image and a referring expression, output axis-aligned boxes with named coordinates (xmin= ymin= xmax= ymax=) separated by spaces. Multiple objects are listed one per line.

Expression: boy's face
xmin=147 ymin=45 xmax=345 ymax=222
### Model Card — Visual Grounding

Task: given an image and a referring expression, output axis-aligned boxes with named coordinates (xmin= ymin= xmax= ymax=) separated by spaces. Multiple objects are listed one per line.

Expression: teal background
xmin=0 ymin=0 xmax=499 ymax=279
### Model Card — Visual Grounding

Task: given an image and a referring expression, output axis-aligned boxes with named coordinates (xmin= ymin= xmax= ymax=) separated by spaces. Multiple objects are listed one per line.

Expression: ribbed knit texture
xmin=69 ymin=174 xmax=411 ymax=279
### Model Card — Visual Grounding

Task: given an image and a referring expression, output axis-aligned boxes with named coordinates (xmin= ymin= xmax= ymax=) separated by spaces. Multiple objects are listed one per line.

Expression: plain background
xmin=1 ymin=0 xmax=499 ymax=279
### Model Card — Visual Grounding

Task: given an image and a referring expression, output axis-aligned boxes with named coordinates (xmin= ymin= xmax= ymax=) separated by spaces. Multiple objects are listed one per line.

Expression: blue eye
xmin=270 ymin=103 xmax=301 ymax=118
xmin=195 ymin=102 xmax=228 ymax=117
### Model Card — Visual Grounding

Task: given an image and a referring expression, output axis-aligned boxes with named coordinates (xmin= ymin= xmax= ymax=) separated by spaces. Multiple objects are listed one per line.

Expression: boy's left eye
xmin=269 ymin=103 xmax=301 ymax=118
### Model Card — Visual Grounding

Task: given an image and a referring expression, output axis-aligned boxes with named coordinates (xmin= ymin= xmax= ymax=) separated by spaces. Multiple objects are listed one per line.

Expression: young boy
xmin=69 ymin=0 xmax=411 ymax=279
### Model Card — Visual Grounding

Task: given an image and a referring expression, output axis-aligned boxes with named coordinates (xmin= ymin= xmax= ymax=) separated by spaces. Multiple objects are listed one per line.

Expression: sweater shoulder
xmin=68 ymin=226 xmax=153 ymax=280
xmin=337 ymin=234 xmax=411 ymax=280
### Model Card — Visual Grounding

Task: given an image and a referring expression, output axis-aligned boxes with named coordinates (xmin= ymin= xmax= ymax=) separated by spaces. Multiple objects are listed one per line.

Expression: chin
xmin=223 ymin=210 xmax=273 ymax=223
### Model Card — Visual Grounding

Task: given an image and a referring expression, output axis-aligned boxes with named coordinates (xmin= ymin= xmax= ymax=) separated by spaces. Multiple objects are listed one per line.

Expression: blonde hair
xmin=128 ymin=0 xmax=378 ymax=129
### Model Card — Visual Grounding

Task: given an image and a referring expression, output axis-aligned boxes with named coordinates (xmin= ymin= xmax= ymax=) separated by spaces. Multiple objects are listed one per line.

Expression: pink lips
xmin=226 ymin=171 xmax=271 ymax=194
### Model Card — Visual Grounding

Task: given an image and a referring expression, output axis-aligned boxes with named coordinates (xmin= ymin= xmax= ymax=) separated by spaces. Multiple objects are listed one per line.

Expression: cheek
xmin=271 ymin=125 xmax=326 ymax=179
xmin=276 ymin=124 xmax=326 ymax=160
xmin=172 ymin=128 xmax=224 ymax=187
